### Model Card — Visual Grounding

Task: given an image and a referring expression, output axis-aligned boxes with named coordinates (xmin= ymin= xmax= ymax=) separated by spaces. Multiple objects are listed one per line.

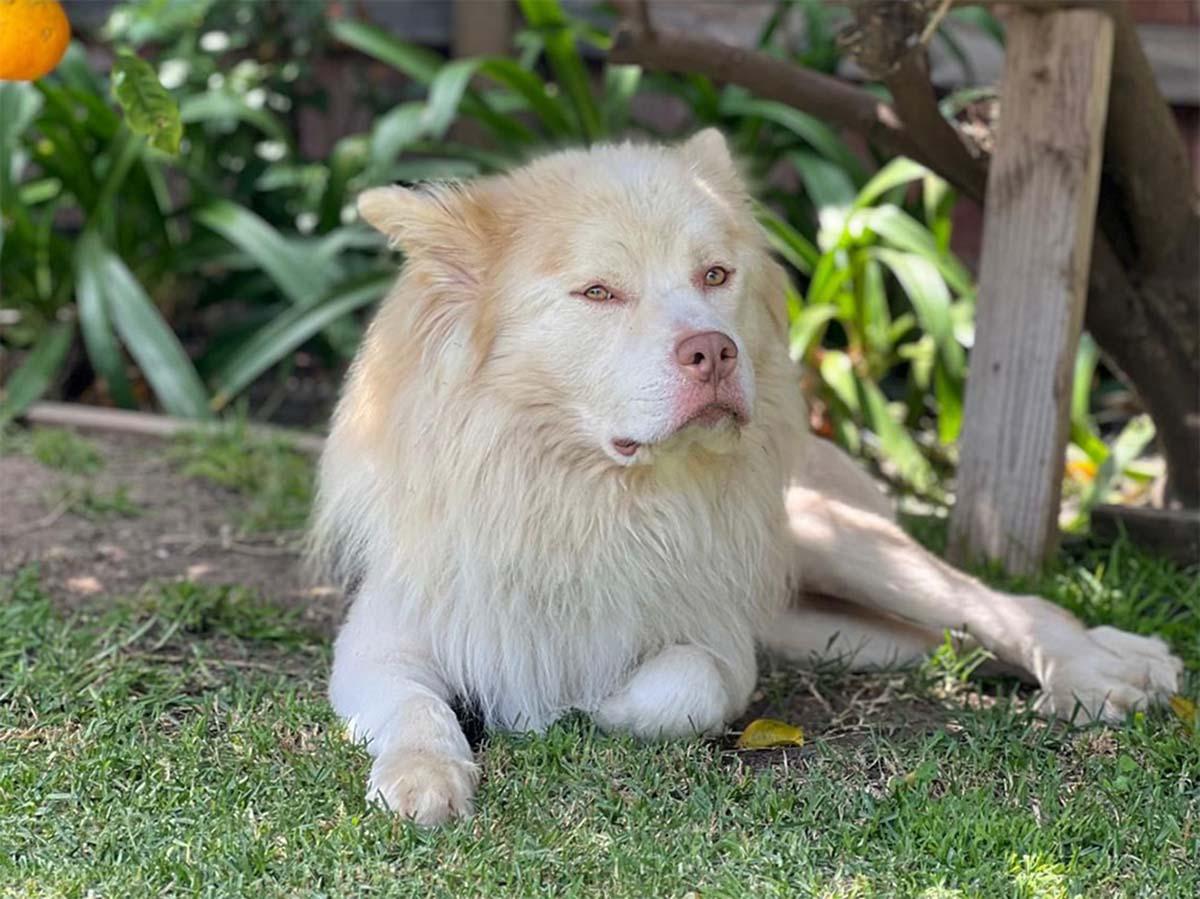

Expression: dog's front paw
xmin=1033 ymin=626 xmax=1183 ymax=724
xmin=367 ymin=749 xmax=479 ymax=826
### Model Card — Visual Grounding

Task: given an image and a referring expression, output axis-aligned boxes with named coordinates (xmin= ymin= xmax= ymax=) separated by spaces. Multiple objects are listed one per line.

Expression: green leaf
xmin=367 ymin=103 xmax=426 ymax=180
xmin=789 ymin=305 xmax=838 ymax=362
xmin=806 ymin=252 xmax=851 ymax=308
xmin=603 ymin=64 xmax=641 ymax=135
xmin=75 ymin=233 xmax=135 ymax=409
xmin=789 ymin=151 xmax=856 ymax=251
xmin=331 ymin=21 xmax=534 ymax=146
xmin=519 ymin=0 xmax=603 ymax=141
xmin=1070 ymin=332 xmax=1109 ymax=464
xmin=854 ymin=158 xmax=931 ymax=209
xmin=180 ymin=91 xmax=290 ymax=144
xmin=949 ymin=8 xmax=1006 ymax=45
xmin=923 ymin=175 xmax=955 ymax=254
xmin=756 ymin=204 xmax=819 ymax=275
xmin=110 ymin=51 xmax=182 ymax=155
xmin=790 ymin=149 xmax=857 ymax=211
xmin=77 ymin=235 xmax=211 ymax=419
xmin=933 ymin=365 xmax=963 ymax=445
xmin=874 ymin=248 xmax=965 ymax=379
xmin=855 ymin=205 xmax=974 ymax=296
xmin=0 ymin=322 xmax=73 ymax=425
xmin=423 ymin=58 xmax=487 ymax=139
xmin=1074 ymin=415 xmax=1156 ymax=526
xmin=480 ymin=57 xmax=576 ymax=138
xmin=854 ymin=254 xmax=890 ymax=359
xmin=209 ymin=272 xmax=391 ymax=410
xmin=196 ymin=200 xmax=330 ymax=307
xmin=819 ymin=350 xmax=859 ymax=414
xmin=857 ymin=377 xmax=939 ymax=495
xmin=720 ymin=95 xmax=866 ymax=183
xmin=330 ymin=20 xmax=443 ymax=82
xmin=0 ymin=81 xmax=42 ymax=203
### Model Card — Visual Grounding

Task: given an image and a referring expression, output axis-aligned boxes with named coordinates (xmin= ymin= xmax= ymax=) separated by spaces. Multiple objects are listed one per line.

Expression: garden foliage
xmin=0 ymin=0 xmax=1139 ymax=504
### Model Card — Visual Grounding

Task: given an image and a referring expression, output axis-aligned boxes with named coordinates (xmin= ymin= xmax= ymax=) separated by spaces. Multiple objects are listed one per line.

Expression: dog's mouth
xmin=612 ymin=403 xmax=746 ymax=458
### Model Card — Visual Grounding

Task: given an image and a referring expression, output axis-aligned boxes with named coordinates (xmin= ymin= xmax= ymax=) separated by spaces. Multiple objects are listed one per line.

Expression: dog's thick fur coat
xmin=313 ymin=131 xmax=1182 ymax=825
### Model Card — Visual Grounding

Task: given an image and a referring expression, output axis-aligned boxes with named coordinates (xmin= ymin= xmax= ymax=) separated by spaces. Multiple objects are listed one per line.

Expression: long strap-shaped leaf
xmin=75 ymin=234 xmax=135 ymax=409
xmin=516 ymin=0 xmax=603 ymax=142
xmin=209 ymin=271 xmax=392 ymax=411
xmin=76 ymin=232 xmax=211 ymax=419
xmin=195 ymin=200 xmax=330 ymax=308
xmin=0 ymin=322 xmax=73 ymax=426
xmin=331 ymin=20 xmax=535 ymax=146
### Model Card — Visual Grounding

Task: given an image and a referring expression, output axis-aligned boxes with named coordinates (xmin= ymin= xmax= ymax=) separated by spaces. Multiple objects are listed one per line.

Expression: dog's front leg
xmin=786 ymin=486 xmax=1182 ymax=723
xmin=329 ymin=587 xmax=476 ymax=826
xmin=593 ymin=644 xmax=754 ymax=739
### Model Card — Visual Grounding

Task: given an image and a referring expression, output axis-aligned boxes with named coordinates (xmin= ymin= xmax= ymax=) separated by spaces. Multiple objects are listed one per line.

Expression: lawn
xmin=1 ymin=428 xmax=1197 ymax=898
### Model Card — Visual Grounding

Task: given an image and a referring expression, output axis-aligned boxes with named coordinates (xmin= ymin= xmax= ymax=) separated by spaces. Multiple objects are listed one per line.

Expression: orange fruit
xmin=0 ymin=0 xmax=71 ymax=82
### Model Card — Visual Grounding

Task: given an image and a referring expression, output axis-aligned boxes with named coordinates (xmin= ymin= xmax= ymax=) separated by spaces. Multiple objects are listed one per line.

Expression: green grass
xmin=1 ymin=539 xmax=1197 ymax=898
xmin=46 ymin=482 xmax=142 ymax=520
xmin=28 ymin=428 xmax=104 ymax=474
xmin=169 ymin=425 xmax=314 ymax=533
xmin=0 ymin=426 xmax=104 ymax=474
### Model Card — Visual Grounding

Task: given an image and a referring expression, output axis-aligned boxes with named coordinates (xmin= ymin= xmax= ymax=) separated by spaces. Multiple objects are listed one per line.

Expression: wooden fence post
xmin=947 ymin=8 xmax=1115 ymax=575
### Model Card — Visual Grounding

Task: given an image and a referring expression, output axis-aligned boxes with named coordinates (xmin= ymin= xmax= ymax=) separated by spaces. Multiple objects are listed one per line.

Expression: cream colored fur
xmin=312 ymin=130 xmax=1181 ymax=826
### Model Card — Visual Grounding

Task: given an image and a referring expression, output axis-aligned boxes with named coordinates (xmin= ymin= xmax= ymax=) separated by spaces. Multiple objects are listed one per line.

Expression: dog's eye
xmin=582 ymin=284 xmax=613 ymax=302
xmin=704 ymin=266 xmax=729 ymax=287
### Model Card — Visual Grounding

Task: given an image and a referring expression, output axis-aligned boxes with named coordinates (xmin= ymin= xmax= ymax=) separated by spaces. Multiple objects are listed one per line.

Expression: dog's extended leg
xmin=593 ymin=643 xmax=755 ymax=739
xmin=761 ymin=595 xmax=944 ymax=670
xmin=782 ymin=485 xmax=1182 ymax=722
xmin=329 ymin=582 xmax=477 ymax=826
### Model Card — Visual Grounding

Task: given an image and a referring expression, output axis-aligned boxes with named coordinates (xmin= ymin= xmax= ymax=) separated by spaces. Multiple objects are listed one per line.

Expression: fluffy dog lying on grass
xmin=311 ymin=130 xmax=1181 ymax=825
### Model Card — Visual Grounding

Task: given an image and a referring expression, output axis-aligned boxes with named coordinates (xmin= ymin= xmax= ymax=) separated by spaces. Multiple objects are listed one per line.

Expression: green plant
xmin=776 ymin=158 xmax=974 ymax=498
xmin=169 ymin=421 xmax=314 ymax=532
xmin=1 ymin=4 xmax=393 ymax=424
xmin=31 ymin=428 xmax=103 ymax=474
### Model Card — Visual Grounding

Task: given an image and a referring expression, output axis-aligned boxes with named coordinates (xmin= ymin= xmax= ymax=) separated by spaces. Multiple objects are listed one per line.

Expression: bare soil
xmin=0 ymin=429 xmax=343 ymax=634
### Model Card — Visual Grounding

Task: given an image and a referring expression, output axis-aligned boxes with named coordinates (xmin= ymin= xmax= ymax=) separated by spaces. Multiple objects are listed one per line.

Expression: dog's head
xmin=357 ymin=129 xmax=787 ymax=467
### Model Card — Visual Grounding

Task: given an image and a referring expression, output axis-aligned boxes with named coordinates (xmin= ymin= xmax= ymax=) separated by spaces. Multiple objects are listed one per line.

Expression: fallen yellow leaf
xmin=735 ymin=718 xmax=805 ymax=750
xmin=1169 ymin=695 xmax=1196 ymax=727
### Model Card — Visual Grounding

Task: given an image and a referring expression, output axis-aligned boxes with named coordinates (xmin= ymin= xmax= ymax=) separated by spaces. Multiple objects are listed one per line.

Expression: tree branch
xmin=881 ymin=53 xmax=988 ymax=202
xmin=609 ymin=24 xmax=926 ymax=168
xmin=1099 ymin=2 xmax=1198 ymax=274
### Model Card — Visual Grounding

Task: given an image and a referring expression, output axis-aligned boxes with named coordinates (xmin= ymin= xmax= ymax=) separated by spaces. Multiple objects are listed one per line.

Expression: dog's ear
xmin=358 ymin=183 xmax=501 ymax=373
xmin=358 ymin=183 xmax=492 ymax=293
xmin=679 ymin=128 xmax=745 ymax=197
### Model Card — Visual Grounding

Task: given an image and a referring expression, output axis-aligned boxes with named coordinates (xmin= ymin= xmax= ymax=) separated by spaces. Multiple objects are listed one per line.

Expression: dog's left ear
xmin=357 ymin=183 xmax=493 ymax=294
xmin=358 ymin=183 xmax=499 ymax=371
xmin=679 ymin=128 xmax=745 ymax=196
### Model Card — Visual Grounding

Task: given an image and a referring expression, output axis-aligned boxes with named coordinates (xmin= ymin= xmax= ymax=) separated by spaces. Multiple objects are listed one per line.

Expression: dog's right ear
xmin=357 ymin=183 xmax=492 ymax=293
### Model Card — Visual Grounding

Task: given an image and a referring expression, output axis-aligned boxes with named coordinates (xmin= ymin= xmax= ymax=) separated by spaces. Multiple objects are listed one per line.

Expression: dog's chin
xmin=607 ymin=406 xmax=746 ymax=466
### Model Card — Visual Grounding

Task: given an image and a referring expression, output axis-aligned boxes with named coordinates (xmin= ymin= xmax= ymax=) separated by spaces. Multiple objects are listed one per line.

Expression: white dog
xmin=312 ymin=130 xmax=1182 ymax=825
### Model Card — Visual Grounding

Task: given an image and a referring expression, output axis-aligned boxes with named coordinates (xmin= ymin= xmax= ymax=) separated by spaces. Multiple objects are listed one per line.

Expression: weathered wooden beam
xmin=947 ymin=9 xmax=1115 ymax=574
xmin=19 ymin=402 xmax=326 ymax=454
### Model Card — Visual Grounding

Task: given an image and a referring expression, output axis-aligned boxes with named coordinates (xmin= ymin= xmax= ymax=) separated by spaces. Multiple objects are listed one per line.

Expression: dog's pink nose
xmin=675 ymin=331 xmax=738 ymax=384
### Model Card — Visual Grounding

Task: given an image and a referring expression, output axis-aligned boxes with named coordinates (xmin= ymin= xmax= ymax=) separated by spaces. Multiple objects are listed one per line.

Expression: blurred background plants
xmin=0 ymin=0 xmax=1151 ymax=514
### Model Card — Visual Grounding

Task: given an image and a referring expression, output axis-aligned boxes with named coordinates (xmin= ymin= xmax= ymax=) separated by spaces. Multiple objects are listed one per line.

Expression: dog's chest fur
xmin=380 ymin=424 xmax=792 ymax=731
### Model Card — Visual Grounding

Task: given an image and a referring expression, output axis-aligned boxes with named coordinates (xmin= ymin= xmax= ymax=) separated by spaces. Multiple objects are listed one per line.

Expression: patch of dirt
xmin=722 ymin=664 xmax=969 ymax=775
xmin=0 ymin=429 xmax=342 ymax=635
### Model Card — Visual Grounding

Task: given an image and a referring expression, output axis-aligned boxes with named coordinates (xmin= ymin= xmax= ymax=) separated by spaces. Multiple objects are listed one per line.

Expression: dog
xmin=311 ymin=129 xmax=1182 ymax=826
